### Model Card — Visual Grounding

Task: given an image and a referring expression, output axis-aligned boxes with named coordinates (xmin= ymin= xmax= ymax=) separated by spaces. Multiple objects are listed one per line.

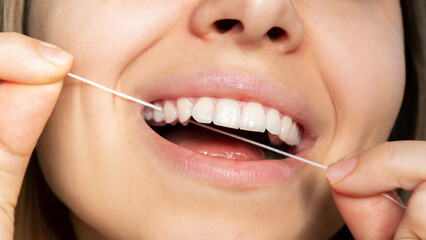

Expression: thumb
xmin=0 ymin=32 xmax=72 ymax=239
xmin=0 ymin=81 xmax=64 ymax=170
xmin=325 ymin=142 xmax=423 ymax=239
xmin=0 ymin=81 xmax=64 ymax=238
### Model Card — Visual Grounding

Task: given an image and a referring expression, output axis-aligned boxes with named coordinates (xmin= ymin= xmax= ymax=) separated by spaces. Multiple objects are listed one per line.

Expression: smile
xmin=137 ymin=70 xmax=320 ymax=188
xmin=145 ymin=97 xmax=302 ymax=147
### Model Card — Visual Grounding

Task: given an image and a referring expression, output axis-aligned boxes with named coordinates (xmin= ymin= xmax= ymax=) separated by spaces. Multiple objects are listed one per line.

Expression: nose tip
xmin=190 ymin=0 xmax=305 ymax=53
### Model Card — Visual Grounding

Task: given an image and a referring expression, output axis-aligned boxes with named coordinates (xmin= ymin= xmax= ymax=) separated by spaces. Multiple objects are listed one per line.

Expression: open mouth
xmin=145 ymin=97 xmax=303 ymax=161
xmin=133 ymin=70 xmax=318 ymax=187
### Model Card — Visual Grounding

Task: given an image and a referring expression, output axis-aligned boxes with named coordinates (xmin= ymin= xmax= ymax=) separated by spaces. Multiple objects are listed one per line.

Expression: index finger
xmin=326 ymin=141 xmax=426 ymax=197
xmin=0 ymin=32 xmax=73 ymax=84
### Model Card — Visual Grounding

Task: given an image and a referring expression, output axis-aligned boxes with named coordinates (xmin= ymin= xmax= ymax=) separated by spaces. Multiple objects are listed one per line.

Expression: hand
xmin=327 ymin=141 xmax=426 ymax=239
xmin=0 ymin=32 xmax=72 ymax=239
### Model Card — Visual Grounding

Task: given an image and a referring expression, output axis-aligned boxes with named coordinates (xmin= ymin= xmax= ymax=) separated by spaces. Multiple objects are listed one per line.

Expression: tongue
xmin=163 ymin=125 xmax=265 ymax=161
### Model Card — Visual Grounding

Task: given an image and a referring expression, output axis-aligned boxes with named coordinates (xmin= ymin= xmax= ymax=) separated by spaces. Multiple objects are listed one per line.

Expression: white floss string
xmin=67 ymin=73 xmax=324 ymax=169
xmin=66 ymin=73 xmax=406 ymax=209
xmin=188 ymin=120 xmax=328 ymax=169
xmin=67 ymin=73 xmax=162 ymax=111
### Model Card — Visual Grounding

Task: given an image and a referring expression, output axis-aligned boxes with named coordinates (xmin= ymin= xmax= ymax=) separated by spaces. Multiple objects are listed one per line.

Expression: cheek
xmin=37 ymin=0 xmax=190 ymax=86
xmin=306 ymin=3 xmax=405 ymax=145
xmin=30 ymin=1 xmax=194 ymax=236
xmin=31 ymin=0 xmax=191 ymax=202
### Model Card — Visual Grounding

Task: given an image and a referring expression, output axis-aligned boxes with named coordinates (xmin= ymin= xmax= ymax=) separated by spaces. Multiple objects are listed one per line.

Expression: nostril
xmin=214 ymin=19 xmax=242 ymax=33
xmin=267 ymin=27 xmax=286 ymax=41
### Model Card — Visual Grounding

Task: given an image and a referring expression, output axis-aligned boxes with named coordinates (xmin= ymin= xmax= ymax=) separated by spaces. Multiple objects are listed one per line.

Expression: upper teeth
xmin=144 ymin=97 xmax=302 ymax=146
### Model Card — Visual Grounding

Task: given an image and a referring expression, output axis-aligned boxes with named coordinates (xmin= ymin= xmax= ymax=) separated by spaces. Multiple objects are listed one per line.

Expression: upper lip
xmin=135 ymin=69 xmax=321 ymax=141
xmin=127 ymin=69 xmax=322 ymax=186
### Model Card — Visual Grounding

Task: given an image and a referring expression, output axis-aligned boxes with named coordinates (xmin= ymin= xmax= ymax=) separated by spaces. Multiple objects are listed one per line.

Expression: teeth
xmin=295 ymin=129 xmax=302 ymax=146
xmin=287 ymin=123 xmax=298 ymax=146
xmin=265 ymin=109 xmax=281 ymax=135
xmin=164 ymin=101 xmax=177 ymax=123
xmin=192 ymin=97 xmax=214 ymax=123
xmin=292 ymin=123 xmax=302 ymax=146
xmin=145 ymin=97 xmax=303 ymax=146
xmin=153 ymin=102 xmax=165 ymax=122
xmin=177 ymin=98 xmax=193 ymax=123
xmin=279 ymin=115 xmax=292 ymax=143
xmin=240 ymin=102 xmax=266 ymax=132
xmin=144 ymin=107 xmax=153 ymax=121
xmin=213 ymin=99 xmax=241 ymax=129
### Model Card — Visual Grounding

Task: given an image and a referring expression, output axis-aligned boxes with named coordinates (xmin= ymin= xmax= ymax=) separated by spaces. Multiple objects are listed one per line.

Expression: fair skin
xmin=0 ymin=0 xmax=425 ymax=239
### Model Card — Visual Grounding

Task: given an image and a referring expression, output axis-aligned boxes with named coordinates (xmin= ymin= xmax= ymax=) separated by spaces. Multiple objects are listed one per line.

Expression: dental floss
xmin=188 ymin=121 xmax=406 ymax=209
xmin=188 ymin=120 xmax=327 ymax=169
xmin=66 ymin=72 xmax=407 ymax=209
xmin=382 ymin=192 xmax=406 ymax=209
xmin=67 ymin=73 xmax=324 ymax=168
xmin=67 ymin=73 xmax=162 ymax=111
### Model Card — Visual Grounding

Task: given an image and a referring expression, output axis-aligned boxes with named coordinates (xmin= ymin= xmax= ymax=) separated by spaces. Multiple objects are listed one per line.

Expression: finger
xmin=0 ymin=32 xmax=72 ymax=84
xmin=0 ymin=81 xmax=63 ymax=240
xmin=332 ymin=190 xmax=404 ymax=240
xmin=0 ymin=81 xmax=64 ymax=157
xmin=395 ymin=182 xmax=426 ymax=239
xmin=0 ymin=32 xmax=72 ymax=233
xmin=326 ymin=141 xmax=426 ymax=196
xmin=326 ymin=141 xmax=424 ymax=239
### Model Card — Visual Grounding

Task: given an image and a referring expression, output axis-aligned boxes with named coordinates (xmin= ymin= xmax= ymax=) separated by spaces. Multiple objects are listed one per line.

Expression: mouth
xmin=146 ymin=97 xmax=303 ymax=156
xmin=137 ymin=70 xmax=319 ymax=188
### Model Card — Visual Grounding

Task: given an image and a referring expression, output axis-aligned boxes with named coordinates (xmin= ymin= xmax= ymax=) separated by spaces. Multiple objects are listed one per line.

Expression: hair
xmin=1 ymin=0 xmax=425 ymax=239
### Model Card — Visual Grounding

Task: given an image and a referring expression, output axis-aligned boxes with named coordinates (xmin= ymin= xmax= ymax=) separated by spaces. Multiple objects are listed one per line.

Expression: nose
xmin=190 ymin=0 xmax=305 ymax=53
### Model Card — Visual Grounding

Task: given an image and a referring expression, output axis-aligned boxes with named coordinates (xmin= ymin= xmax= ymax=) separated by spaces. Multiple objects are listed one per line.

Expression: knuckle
xmin=0 ymin=33 xmax=66 ymax=82
xmin=377 ymin=142 xmax=397 ymax=170
xmin=0 ymin=197 xmax=15 ymax=224
xmin=375 ymin=142 xmax=407 ymax=188
xmin=0 ymin=32 xmax=26 ymax=45
xmin=0 ymin=31 xmax=21 ymax=39
xmin=0 ymin=32 xmax=40 ymax=54
xmin=0 ymin=33 xmax=29 ymax=60
xmin=380 ymin=142 xmax=396 ymax=162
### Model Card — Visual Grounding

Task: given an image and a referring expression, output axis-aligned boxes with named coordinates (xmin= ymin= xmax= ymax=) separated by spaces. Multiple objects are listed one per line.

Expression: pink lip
xmin=134 ymin=69 xmax=320 ymax=188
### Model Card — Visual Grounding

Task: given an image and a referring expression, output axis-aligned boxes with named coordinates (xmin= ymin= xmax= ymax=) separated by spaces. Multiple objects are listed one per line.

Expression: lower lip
xmin=141 ymin=116 xmax=309 ymax=189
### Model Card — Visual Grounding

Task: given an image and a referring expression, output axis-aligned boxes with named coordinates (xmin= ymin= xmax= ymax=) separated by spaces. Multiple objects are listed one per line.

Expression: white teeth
xmin=294 ymin=124 xmax=301 ymax=146
xmin=265 ymin=109 xmax=281 ymax=135
xmin=144 ymin=107 xmax=153 ymax=121
xmin=153 ymin=102 xmax=164 ymax=122
xmin=164 ymin=101 xmax=177 ymax=123
xmin=213 ymin=99 xmax=241 ymax=129
xmin=192 ymin=97 xmax=214 ymax=123
xmin=293 ymin=123 xmax=302 ymax=146
xmin=146 ymin=97 xmax=303 ymax=146
xmin=240 ymin=102 xmax=266 ymax=132
xmin=295 ymin=129 xmax=302 ymax=146
xmin=177 ymin=98 xmax=193 ymax=123
xmin=279 ymin=115 xmax=292 ymax=143
xmin=287 ymin=123 xmax=298 ymax=146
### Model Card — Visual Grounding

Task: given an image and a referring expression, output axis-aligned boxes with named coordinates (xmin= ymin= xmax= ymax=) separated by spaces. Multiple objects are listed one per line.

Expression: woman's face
xmin=30 ymin=0 xmax=405 ymax=239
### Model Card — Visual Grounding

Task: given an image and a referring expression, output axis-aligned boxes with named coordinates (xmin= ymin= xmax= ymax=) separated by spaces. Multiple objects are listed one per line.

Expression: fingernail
xmin=326 ymin=156 xmax=358 ymax=183
xmin=40 ymin=43 xmax=73 ymax=66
